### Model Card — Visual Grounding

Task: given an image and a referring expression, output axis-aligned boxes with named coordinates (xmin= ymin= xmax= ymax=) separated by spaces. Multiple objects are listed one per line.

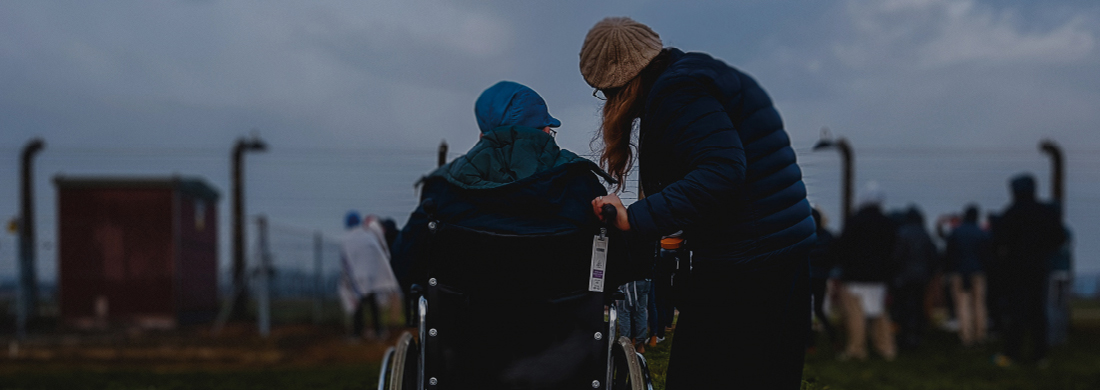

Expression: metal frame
xmin=398 ymin=293 xmax=650 ymax=390
xmin=418 ymin=296 xmax=428 ymax=390
xmin=606 ymin=304 xmax=617 ymax=389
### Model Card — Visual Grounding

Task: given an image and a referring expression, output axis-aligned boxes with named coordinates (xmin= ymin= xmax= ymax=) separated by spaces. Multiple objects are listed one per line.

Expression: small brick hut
xmin=54 ymin=176 xmax=220 ymax=329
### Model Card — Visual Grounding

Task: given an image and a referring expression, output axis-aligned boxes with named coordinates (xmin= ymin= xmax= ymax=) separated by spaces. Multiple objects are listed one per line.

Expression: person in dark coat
xmin=390 ymin=80 xmax=627 ymax=301
xmin=891 ymin=206 xmax=938 ymax=349
xmin=991 ymin=174 xmax=1066 ymax=367
xmin=834 ymin=184 xmax=898 ymax=361
xmin=582 ymin=17 xmax=815 ymax=389
xmin=945 ymin=205 xmax=991 ymax=347
xmin=808 ymin=208 xmax=839 ymax=351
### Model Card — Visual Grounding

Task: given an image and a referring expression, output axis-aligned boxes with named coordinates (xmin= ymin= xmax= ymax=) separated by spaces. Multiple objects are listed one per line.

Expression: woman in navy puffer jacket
xmin=583 ymin=17 xmax=815 ymax=389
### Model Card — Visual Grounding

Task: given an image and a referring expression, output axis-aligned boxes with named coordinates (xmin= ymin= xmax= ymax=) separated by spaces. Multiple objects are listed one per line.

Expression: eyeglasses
xmin=548 ymin=128 xmax=557 ymax=138
xmin=592 ymin=87 xmax=620 ymax=101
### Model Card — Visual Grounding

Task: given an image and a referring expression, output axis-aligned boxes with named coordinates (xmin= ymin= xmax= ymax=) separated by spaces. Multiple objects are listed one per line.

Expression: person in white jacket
xmin=340 ymin=211 xmax=401 ymax=340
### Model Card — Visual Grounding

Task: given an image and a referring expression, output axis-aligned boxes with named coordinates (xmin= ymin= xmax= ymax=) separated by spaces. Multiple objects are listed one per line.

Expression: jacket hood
xmin=429 ymin=125 xmax=612 ymax=190
xmin=475 ymin=81 xmax=561 ymax=133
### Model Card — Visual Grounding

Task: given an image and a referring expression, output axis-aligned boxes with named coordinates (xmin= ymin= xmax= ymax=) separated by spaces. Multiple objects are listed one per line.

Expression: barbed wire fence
xmin=245 ymin=218 xmax=345 ymax=327
xmin=3 ymin=142 xmax=1100 ymax=336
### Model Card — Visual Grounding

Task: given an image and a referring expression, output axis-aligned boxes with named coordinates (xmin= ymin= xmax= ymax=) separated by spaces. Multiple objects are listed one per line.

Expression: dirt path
xmin=1 ymin=323 xmax=406 ymax=372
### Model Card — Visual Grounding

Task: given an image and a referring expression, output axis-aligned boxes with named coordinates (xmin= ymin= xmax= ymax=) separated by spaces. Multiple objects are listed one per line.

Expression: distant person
xmin=835 ymin=183 xmax=898 ymax=361
xmin=991 ymin=174 xmax=1065 ymax=367
xmin=581 ymin=17 xmax=815 ymax=389
xmin=340 ymin=211 xmax=401 ymax=340
xmin=808 ymin=208 xmax=839 ymax=351
xmin=932 ymin=213 xmax=961 ymax=333
xmin=891 ymin=206 xmax=938 ymax=349
xmin=945 ymin=205 xmax=991 ymax=347
xmin=984 ymin=212 xmax=1009 ymax=337
xmin=1048 ymin=226 xmax=1073 ymax=346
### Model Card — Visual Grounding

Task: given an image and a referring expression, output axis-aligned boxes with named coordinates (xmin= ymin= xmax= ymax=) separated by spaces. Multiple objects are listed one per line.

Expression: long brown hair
xmin=596 ymin=49 xmax=672 ymax=191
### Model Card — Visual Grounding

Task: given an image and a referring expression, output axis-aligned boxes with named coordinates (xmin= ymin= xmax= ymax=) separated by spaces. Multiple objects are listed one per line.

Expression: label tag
xmin=589 ymin=235 xmax=609 ymax=292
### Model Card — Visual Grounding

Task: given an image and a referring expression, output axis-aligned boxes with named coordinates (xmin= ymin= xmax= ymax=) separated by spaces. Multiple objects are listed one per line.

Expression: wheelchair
xmin=378 ymin=205 xmax=653 ymax=390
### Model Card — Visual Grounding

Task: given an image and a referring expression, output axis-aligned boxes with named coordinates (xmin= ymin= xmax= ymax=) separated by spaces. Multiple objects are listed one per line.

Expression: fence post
xmin=438 ymin=140 xmax=448 ymax=167
xmin=231 ymin=135 xmax=266 ymax=320
xmin=18 ymin=138 xmax=45 ymax=340
xmin=812 ymin=129 xmax=855 ymax=222
xmin=256 ymin=215 xmax=272 ymax=337
xmin=1039 ymin=140 xmax=1064 ymax=206
xmin=313 ymin=230 xmax=323 ymax=325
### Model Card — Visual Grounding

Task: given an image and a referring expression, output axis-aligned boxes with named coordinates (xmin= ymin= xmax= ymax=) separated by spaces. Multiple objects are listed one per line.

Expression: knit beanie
xmin=579 ymin=17 xmax=663 ymax=90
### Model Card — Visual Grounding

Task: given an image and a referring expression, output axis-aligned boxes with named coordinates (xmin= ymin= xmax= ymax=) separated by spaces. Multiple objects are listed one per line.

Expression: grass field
xmin=800 ymin=320 xmax=1100 ymax=390
xmin=3 ymin=300 xmax=1100 ymax=389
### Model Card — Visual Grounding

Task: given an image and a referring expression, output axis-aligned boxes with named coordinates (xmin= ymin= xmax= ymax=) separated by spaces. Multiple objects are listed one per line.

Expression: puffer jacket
xmin=390 ymin=125 xmax=633 ymax=289
xmin=631 ymin=48 xmax=815 ymax=266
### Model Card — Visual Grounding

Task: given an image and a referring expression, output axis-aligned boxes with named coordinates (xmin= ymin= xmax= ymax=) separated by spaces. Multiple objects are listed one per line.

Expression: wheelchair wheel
xmin=611 ymin=336 xmax=649 ymax=390
xmin=635 ymin=351 xmax=654 ymax=390
xmin=377 ymin=346 xmax=396 ymax=390
xmin=386 ymin=332 xmax=418 ymax=390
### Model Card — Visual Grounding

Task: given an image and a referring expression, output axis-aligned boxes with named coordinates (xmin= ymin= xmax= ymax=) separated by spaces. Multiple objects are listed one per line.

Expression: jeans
xmin=617 ymin=279 xmax=650 ymax=344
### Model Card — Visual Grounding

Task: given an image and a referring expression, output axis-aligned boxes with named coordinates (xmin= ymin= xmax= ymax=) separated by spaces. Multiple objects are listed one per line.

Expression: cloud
xmin=0 ymin=1 xmax=517 ymax=149
xmin=920 ymin=14 xmax=1094 ymax=68
xmin=753 ymin=0 xmax=1100 ymax=150
xmin=835 ymin=0 xmax=1096 ymax=70
xmin=285 ymin=0 xmax=513 ymax=58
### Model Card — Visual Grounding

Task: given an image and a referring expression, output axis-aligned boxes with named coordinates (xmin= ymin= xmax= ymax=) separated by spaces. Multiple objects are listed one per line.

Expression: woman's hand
xmin=592 ymin=193 xmax=631 ymax=231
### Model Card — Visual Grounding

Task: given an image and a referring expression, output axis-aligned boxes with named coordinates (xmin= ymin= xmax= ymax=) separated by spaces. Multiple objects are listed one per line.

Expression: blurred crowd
xmin=808 ymin=173 xmax=1072 ymax=367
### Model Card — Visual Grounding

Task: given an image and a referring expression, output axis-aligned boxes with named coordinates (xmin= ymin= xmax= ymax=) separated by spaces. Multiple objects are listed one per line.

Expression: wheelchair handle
xmin=601 ymin=203 xmax=617 ymax=229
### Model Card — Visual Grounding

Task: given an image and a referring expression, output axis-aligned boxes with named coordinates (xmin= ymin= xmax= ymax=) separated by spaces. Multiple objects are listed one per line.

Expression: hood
xmin=475 ymin=81 xmax=561 ymax=133
xmin=430 ymin=125 xmax=612 ymax=190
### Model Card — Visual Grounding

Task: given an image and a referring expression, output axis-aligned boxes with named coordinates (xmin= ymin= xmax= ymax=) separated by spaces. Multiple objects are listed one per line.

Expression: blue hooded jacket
xmin=390 ymin=126 xmax=639 ymax=291
xmin=631 ymin=48 xmax=815 ymax=266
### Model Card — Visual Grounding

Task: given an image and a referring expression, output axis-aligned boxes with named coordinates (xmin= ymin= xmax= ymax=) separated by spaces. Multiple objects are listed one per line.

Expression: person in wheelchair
xmin=391 ymin=79 xmax=624 ymax=292
xmin=386 ymin=81 xmax=644 ymax=389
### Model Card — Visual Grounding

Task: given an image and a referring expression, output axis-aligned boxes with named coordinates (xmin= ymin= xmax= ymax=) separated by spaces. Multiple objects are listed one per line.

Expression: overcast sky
xmin=2 ymin=0 xmax=1099 ymax=283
